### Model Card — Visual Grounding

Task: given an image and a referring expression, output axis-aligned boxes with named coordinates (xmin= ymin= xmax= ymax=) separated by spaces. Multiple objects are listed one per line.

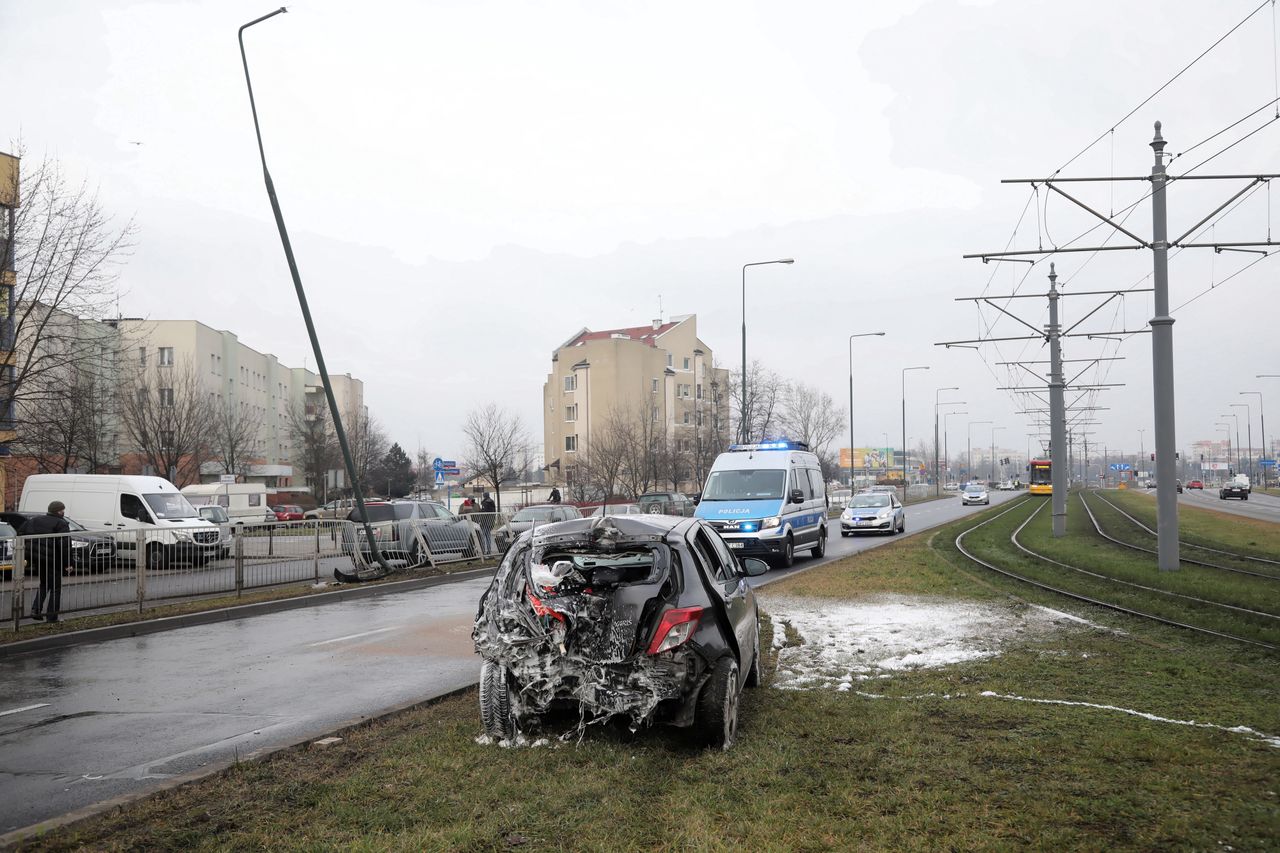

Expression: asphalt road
xmin=1177 ymin=487 xmax=1280 ymax=524
xmin=0 ymin=489 xmax=1020 ymax=837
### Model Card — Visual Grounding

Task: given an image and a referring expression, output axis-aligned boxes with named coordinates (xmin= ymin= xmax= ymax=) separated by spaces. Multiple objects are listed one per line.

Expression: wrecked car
xmin=472 ymin=514 xmax=767 ymax=749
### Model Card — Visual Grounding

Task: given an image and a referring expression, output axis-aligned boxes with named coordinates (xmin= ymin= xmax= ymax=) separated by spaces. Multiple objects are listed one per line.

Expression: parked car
xmin=0 ymin=522 xmax=16 ymax=580
xmin=304 ymin=499 xmax=357 ymax=520
xmin=637 ymin=492 xmax=697 ymax=516
xmin=961 ymin=483 xmax=990 ymax=506
xmin=1187 ymin=480 xmax=1204 ymax=490
xmin=493 ymin=504 xmax=583 ymax=551
xmin=271 ymin=505 xmax=305 ymax=521
xmin=587 ymin=503 xmax=642 ymax=517
xmin=0 ymin=510 xmax=119 ymax=573
xmin=839 ymin=492 xmax=904 ymax=537
xmin=943 ymin=481 xmax=960 ymax=492
xmin=1220 ymin=481 xmax=1249 ymax=500
xmin=343 ymin=500 xmax=484 ymax=566
xmin=195 ymin=505 xmax=233 ymax=559
xmin=473 ymin=513 xmax=767 ymax=748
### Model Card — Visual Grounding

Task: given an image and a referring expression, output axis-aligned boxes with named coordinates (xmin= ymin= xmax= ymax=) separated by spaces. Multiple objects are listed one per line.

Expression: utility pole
xmin=1047 ymin=264 xmax=1067 ymax=536
xmin=1148 ymin=122 xmax=1178 ymax=569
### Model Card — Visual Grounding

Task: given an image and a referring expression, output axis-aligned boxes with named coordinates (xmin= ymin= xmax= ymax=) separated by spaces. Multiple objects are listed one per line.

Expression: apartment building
xmin=542 ymin=314 xmax=730 ymax=491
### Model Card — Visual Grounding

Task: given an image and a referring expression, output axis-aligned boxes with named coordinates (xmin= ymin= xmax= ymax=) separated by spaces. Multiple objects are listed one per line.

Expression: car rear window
xmin=352 ymin=505 xmax=396 ymax=523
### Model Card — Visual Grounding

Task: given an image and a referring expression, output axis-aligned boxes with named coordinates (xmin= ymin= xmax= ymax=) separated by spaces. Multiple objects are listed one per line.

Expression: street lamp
xmin=1241 ymin=390 xmax=1267 ymax=489
xmin=1220 ymin=412 xmax=1242 ymax=474
xmin=990 ymin=425 xmax=1005 ymax=483
xmin=902 ymin=366 xmax=930 ymax=489
xmin=967 ymin=420 xmax=992 ymax=485
xmin=944 ymin=412 xmax=969 ymax=485
xmin=1229 ymin=401 xmax=1252 ymax=483
xmin=1137 ymin=428 xmax=1146 ymax=478
xmin=933 ymin=388 xmax=962 ymax=495
xmin=848 ymin=332 xmax=887 ymax=487
xmin=740 ymin=259 xmax=794 ymax=442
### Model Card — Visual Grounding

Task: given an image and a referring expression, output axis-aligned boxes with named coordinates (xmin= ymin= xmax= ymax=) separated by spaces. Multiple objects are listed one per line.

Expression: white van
xmin=693 ymin=441 xmax=829 ymax=568
xmin=20 ymin=474 xmax=223 ymax=570
xmin=181 ymin=482 xmax=271 ymax=524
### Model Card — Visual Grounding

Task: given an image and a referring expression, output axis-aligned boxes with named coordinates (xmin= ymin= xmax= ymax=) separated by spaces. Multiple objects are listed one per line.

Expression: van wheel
xmin=774 ymin=536 xmax=794 ymax=569
xmin=694 ymin=657 xmax=740 ymax=750
xmin=812 ymin=526 xmax=827 ymax=558
xmin=146 ymin=545 xmax=169 ymax=571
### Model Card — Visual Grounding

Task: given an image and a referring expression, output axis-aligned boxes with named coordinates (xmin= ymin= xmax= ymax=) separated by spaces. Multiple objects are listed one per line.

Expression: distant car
xmin=587 ymin=503 xmax=642 ymax=517
xmin=1187 ymin=480 xmax=1204 ymax=490
xmin=304 ymin=499 xmax=357 ymax=520
xmin=961 ymin=484 xmax=990 ymax=506
xmin=473 ymin=513 xmax=766 ymax=748
xmin=998 ymin=481 xmax=1015 ymax=491
xmin=1144 ymin=479 xmax=1156 ymax=488
xmin=1220 ymin=482 xmax=1249 ymax=500
xmin=195 ymin=505 xmax=234 ymax=559
xmin=637 ymin=492 xmax=697 ymax=516
xmin=493 ymin=504 xmax=583 ymax=551
xmin=344 ymin=500 xmax=483 ymax=566
xmin=943 ymin=481 xmax=960 ymax=492
xmin=0 ymin=510 xmax=119 ymax=573
xmin=839 ymin=492 xmax=904 ymax=537
xmin=271 ymin=505 xmax=305 ymax=521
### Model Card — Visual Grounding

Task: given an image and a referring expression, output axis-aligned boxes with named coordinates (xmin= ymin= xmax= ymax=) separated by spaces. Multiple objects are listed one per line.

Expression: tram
xmin=1028 ymin=459 xmax=1052 ymax=495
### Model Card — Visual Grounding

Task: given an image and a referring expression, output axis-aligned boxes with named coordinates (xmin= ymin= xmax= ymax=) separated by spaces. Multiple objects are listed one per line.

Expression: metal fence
xmin=2 ymin=513 xmax=512 ymax=634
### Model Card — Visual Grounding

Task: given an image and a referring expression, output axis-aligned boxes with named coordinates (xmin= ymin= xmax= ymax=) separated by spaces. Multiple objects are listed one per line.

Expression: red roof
xmin=568 ymin=321 xmax=678 ymax=348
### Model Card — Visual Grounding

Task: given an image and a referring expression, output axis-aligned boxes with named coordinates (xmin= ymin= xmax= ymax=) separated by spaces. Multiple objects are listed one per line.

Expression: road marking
xmin=307 ymin=626 xmax=401 ymax=647
xmin=0 ymin=703 xmax=50 ymax=718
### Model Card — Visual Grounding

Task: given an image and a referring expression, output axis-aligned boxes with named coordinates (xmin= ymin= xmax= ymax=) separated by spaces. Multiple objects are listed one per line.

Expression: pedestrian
xmin=548 ymin=487 xmax=561 ymax=504
xmin=22 ymin=500 xmax=73 ymax=623
xmin=458 ymin=497 xmax=477 ymax=517
xmin=478 ymin=492 xmax=497 ymax=554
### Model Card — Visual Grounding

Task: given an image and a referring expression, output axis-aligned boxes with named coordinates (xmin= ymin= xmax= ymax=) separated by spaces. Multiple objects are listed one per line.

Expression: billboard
xmin=839 ymin=447 xmax=896 ymax=469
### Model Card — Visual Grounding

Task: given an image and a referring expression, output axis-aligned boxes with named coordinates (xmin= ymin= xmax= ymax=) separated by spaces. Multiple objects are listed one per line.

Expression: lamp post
xmin=990 ymin=425 xmax=1005 ymax=483
xmin=848 ymin=332 xmax=887 ymax=487
xmin=1230 ymin=402 xmax=1252 ymax=483
xmin=1138 ymin=428 xmax=1146 ymax=481
xmin=934 ymin=387 xmax=961 ymax=496
xmin=1221 ymin=412 xmax=1241 ymax=474
xmin=740 ymin=258 xmax=794 ymax=442
xmin=967 ymin=420 xmax=991 ymax=485
xmin=944 ymin=412 xmax=968 ymax=486
xmin=902 ymin=366 xmax=930 ymax=490
xmin=1242 ymin=389 xmax=1267 ymax=489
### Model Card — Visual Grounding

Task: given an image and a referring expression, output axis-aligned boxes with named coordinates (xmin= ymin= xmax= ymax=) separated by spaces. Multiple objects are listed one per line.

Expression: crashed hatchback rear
xmin=472 ymin=514 xmax=765 ymax=748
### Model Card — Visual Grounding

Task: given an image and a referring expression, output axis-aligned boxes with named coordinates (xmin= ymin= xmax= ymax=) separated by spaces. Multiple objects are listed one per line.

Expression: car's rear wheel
xmin=479 ymin=660 xmax=514 ymax=741
xmin=695 ymin=657 xmax=740 ymax=749
xmin=899 ymin=517 xmax=906 ymax=534
xmin=812 ymin=526 xmax=827 ymax=558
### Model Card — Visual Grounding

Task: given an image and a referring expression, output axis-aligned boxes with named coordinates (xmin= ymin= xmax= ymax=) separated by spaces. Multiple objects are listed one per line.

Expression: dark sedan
xmin=0 ymin=511 xmax=119 ymax=573
xmin=1220 ymin=482 xmax=1249 ymax=500
xmin=473 ymin=513 xmax=766 ymax=749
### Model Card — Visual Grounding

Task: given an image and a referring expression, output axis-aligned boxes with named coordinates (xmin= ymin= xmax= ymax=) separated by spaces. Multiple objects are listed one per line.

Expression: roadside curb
xmin=0 ymin=681 xmax=481 ymax=850
xmin=0 ymin=567 xmax=495 ymax=658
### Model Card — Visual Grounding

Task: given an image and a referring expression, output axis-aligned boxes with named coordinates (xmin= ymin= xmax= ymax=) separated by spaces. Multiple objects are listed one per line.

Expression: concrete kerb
xmin=0 ymin=566 xmax=497 ymax=658
xmin=0 ymin=682 xmax=481 ymax=850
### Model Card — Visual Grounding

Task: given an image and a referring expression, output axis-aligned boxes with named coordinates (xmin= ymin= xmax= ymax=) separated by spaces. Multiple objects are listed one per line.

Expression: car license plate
xmin=857 ymin=520 xmax=872 ymax=527
xmin=728 ymin=542 xmax=744 ymax=549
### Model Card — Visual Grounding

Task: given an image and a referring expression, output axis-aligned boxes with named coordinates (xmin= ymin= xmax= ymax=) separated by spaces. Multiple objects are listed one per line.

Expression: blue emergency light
xmin=727 ymin=439 xmax=810 ymax=452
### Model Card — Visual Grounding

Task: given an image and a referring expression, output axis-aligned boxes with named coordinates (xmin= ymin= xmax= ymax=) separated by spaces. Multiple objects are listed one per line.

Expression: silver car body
xmin=840 ymin=492 xmax=904 ymax=536
xmin=961 ymin=484 xmax=989 ymax=505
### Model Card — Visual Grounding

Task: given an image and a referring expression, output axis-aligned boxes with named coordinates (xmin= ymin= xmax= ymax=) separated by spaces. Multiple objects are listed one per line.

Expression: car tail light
xmin=646 ymin=606 xmax=703 ymax=655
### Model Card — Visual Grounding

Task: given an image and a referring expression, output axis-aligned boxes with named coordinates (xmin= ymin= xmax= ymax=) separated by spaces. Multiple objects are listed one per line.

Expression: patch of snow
xmin=764 ymin=594 xmax=1094 ymax=689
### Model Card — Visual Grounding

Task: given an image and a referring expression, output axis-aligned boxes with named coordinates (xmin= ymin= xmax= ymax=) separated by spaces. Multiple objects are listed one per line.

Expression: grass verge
xmin=1104 ymin=488 xmax=1280 ymax=562
xmin=29 ymin=502 xmax=1280 ymax=852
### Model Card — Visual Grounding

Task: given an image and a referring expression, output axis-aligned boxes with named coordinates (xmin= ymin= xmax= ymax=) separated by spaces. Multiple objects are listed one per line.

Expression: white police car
xmin=694 ymin=441 xmax=828 ymax=568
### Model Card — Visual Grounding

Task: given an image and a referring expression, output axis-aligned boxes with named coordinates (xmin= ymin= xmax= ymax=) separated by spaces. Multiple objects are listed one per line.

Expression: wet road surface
xmin=0 ymin=489 xmax=1019 ymax=835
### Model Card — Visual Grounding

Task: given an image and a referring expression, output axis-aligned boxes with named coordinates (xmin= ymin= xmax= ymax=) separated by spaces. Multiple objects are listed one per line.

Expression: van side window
xmin=249 ymin=494 xmax=262 ymax=507
xmin=792 ymin=469 xmax=811 ymax=499
xmin=121 ymin=494 xmax=151 ymax=523
xmin=807 ymin=469 xmax=825 ymax=500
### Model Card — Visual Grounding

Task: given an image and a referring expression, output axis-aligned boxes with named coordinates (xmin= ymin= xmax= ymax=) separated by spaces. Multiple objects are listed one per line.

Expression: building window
xmin=564 ymin=375 xmax=577 ymax=392
xmin=565 ymin=435 xmax=578 ymax=452
xmin=666 ymin=353 xmax=673 ymax=367
xmin=696 ymin=383 xmax=702 ymax=400
xmin=651 ymin=406 xmax=659 ymax=423
xmin=651 ymin=378 xmax=659 ymax=393
xmin=138 ymin=347 xmax=147 ymax=366
xmin=683 ymin=411 xmax=691 ymax=424
xmin=158 ymin=347 xmax=174 ymax=366
xmin=160 ymin=431 xmax=174 ymax=450
xmin=565 ymin=405 xmax=577 ymax=422
xmin=136 ymin=388 xmax=148 ymax=405
xmin=158 ymin=388 xmax=174 ymax=407
xmin=210 ymin=354 xmax=217 ymax=374
xmin=683 ymin=357 xmax=690 ymax=370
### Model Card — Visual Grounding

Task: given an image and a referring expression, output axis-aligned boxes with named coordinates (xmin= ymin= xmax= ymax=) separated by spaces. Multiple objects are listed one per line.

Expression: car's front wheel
xmin=479 ymin=660 xmax=514 ymax=741
xmin=812 ymin=526 xmax=827 ymax=558
xmin=695 ymin=657 xmax=740 ymax=750
xmin=774 ymin=536 xmax=794 ymax=568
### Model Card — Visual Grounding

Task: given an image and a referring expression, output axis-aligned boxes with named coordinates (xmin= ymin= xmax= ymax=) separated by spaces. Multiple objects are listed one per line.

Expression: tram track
xmin=951 ymin=497 xmax=1278 ymax=652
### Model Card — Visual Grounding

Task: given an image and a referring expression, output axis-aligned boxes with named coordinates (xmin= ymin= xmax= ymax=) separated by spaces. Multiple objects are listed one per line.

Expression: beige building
xmin=111 ymin=319 xmax=364 ymax=487
xmin=542 ymin=314 xmax=729 ymax=493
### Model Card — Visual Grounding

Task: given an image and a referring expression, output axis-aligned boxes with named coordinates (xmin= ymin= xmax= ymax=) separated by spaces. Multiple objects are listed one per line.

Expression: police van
xmin=694 ymin=441 xmax=829 ymax=568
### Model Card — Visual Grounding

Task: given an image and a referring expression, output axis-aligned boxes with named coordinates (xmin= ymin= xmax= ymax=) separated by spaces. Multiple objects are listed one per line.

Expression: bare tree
xmin=288 ymin=403 xmax=337 ymax=498
xmin=208 ymin=401 xmax=262 ymax=479
xmin=345 ymin=405 xmax=388 ymax=495
xmin=4 ymin=148 xmax=134 ymax=441
xmin=414 ymin=447 xmax=434 ymax=493
xmin=614 ymin=403 xmax=661 ymax=499
xmin=729 ymin=360 xmax=784 ymax=444
xmin=781 ymin=382 xmax=845 ymax=458
xmin=581 ymin=407 xmax=633 ymax=505
xmin=117 ymin=358 xmax=213 ymax=485
xmin=462 ymin=404 xmax=528 ymax=511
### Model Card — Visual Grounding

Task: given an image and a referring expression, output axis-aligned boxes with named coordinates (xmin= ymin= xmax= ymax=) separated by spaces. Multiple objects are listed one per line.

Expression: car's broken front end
xmin=473 ymin=518 xmax=716 ymax=740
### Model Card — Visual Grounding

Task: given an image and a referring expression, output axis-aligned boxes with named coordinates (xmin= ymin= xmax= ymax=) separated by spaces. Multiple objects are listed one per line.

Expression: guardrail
xmin=2 ymin=515 xmax=509 ymax=634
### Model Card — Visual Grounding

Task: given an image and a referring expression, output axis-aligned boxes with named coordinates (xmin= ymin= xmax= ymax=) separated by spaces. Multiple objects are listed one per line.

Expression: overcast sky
xmin=4 ymin=0 xmax=1278 ymax=467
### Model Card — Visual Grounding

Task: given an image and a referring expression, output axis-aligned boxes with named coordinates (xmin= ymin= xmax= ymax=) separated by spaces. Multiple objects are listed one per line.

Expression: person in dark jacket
xmin=548 ymin=487 xmax=561 ymax=504
xmin=22 ymin=501 xmax=73 ymax=623
xmin=478 ymin=493 xmax=497 ymax=553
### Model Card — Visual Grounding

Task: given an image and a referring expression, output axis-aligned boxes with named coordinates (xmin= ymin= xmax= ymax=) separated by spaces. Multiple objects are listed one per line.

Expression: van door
xmin=787 ymin=468 xmax=813 ymax=545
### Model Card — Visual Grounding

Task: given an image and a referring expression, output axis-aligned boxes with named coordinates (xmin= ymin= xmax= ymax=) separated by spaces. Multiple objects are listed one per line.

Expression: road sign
xmin=434 ymin=471 xmax=445 ymax=485
xmin=219 ymin=474 xmax=236 ymax=485
xmin=1108 ymin=463 xmax=1131 ymax=471
xmin=432 ymin=457 xmax=443 ymax=472
xmin=1262 ymin=459 xmax=1277 ymax=467
xmin=443 ymin=468 xmax=461 ymax=476
xmin=441 ymin=460 xmax=456 ymax=468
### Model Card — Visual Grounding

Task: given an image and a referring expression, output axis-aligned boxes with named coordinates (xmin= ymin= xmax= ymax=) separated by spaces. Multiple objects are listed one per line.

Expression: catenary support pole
xmin=1047 ymin=264 xmax=1068 ymax=537
xmin=1149 ymin=122 xmax=1180 ymax=570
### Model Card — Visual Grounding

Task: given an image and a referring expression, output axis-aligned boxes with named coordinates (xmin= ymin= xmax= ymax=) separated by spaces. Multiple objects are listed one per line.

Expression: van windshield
xmin=701 ymin=470 xmax=786 ymax=501
xmin=144 ymin=493 xmax=199 ymax=520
